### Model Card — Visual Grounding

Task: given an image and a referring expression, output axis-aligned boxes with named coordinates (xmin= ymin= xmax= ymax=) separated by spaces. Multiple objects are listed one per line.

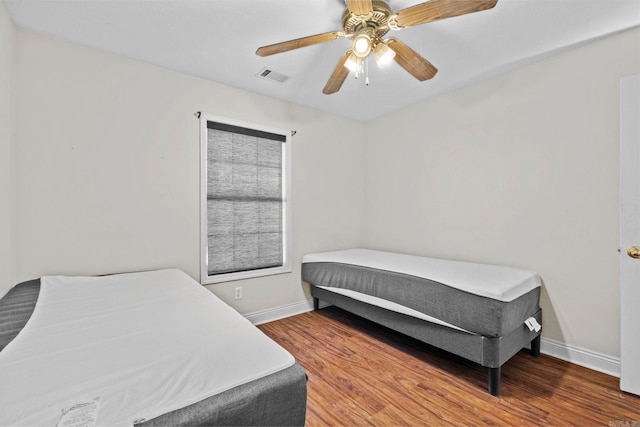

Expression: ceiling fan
xmin=256 ymin=0 xmax=498 ymax=94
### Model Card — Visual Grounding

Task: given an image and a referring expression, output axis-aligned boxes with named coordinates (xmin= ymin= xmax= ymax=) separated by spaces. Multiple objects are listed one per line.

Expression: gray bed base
xmin=0 ymin=279 xmax=307 ymax=426
xmin=310 ymin=285 xmax=541 ymax=397
xmin=140 ymin=363 xmax=307 ymax=427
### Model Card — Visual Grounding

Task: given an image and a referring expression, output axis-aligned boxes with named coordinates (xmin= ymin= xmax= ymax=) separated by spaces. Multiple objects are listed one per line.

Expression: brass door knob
xmin=627 ymin=246 xmax=640 ymax=259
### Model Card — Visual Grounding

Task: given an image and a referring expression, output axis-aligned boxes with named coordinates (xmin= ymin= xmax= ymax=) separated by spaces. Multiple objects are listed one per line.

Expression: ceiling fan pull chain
xmin=365 ymin=56 xmax=370 ymax=86
xmin=352 ymin=56 xmax=363 ymax=80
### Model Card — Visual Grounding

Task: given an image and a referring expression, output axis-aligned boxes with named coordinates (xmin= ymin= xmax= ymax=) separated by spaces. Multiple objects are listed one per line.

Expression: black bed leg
xmin=531 ymin=334 xmax=541 ymax=357
xmin=313 ymin=297 xmax=319 ymax=311
xmin=488 ymin=367 xmax=501 ymax=396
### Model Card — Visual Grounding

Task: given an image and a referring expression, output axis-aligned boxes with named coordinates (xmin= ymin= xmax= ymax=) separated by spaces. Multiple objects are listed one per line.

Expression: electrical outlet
xmin=234 ymin=287 xmax=242 ymax=300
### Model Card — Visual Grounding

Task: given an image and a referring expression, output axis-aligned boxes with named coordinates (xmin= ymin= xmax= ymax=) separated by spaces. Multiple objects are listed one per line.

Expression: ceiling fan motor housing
xmin=342 ymin=0 xmax=393 ymax=45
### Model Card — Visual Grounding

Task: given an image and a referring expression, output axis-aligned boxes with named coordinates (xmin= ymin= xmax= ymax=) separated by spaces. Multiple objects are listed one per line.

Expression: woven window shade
xmin=206 ymin=123 xmax=284 ymax=275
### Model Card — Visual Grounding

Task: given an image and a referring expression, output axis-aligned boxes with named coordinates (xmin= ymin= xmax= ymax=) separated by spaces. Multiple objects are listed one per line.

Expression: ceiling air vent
xmin=255 ymin=67 xmax=291 ymax=84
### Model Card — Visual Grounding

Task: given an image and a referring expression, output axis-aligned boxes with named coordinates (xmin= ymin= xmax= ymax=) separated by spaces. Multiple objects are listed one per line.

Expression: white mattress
xmin=303 ymin=249 xmax=541 ymax=302
xmin=0 ymin=269 xmax=295 ymax=426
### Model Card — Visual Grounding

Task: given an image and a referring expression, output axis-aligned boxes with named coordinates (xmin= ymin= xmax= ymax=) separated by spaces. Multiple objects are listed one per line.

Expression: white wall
xmin=0 ymin=1 xmax=14 ymax=298
xmin=9 ymin=14 xmax=640 ymax=361
xmin=363 ymin=28 xmax=640 ymax=358
xmin=13 ymin=29 xmax=365 ymax=313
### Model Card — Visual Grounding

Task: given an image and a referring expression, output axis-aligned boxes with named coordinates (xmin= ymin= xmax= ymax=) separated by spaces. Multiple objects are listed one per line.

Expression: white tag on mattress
xmin=57 ymin=397 xmax=100 ymax=427
xmin=524 ymin=317 xmax=541 ymax=332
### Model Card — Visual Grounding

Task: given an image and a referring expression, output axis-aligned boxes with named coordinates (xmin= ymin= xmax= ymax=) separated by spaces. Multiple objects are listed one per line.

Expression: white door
xmin=620 ymin=74 xmax=640 ymax=396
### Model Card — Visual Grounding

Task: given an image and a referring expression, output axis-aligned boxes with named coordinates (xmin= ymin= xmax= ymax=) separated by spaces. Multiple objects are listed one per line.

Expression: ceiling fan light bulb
xmin=345 ymin=54 xmax=358 ymax=72
xmin=353 ymin=33 xmax=372 ymax=57
xmin=345 ymin=53 xmax=363 ymax=75
xmin=374 ymin=42 xmax=395 ymax=67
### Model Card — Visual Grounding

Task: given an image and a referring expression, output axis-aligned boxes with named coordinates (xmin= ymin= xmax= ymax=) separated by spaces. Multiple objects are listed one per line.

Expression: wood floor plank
xmin=258 ymin=306 xmax=640 ymax=426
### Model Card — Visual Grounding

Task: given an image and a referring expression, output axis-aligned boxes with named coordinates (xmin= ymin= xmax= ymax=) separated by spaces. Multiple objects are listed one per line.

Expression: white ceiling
xmin=4 ymin=0 xmax=639 ymax=122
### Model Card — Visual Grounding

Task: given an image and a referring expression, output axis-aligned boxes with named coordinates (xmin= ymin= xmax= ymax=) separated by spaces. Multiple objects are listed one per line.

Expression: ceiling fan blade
xmin=394 ymin=0 xmax=498 ymax=28
xmin=386 ymin=38 xmax=437 ymax=81
xmin=256 ymin=31 xmax=344 ymax=57
xmin=323 ymin=50 xmax=352 ymax=95
xmin=346 ymin=0 xmax=373 ymax=16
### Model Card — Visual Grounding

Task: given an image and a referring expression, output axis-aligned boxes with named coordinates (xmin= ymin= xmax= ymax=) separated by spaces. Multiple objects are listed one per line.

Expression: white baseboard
xmin=246 ymin=301 xmax=622 ymax=378
xmin=541 ymin=337 xmax=621 ymax=378
xmin=245 ymin=299 xmax=314 ymax=326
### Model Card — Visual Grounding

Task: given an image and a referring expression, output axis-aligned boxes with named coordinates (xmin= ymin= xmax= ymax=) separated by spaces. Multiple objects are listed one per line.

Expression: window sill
xmin=201 ymin=265 xmax=292 ymax=285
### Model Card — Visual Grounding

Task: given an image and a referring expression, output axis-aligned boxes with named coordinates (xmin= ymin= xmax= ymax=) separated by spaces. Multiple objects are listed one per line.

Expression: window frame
xmin=199 ymin=113 xmax=292 ymax=284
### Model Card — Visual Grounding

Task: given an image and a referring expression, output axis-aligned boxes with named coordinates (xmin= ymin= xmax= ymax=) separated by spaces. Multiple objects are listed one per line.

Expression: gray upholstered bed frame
xmin=304 ymin=263 xmax=541 ymax=396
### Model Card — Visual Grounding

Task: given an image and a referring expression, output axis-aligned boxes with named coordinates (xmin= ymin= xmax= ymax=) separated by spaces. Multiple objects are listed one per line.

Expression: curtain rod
xmin=195 ymin=111 xmax=296 ymax=137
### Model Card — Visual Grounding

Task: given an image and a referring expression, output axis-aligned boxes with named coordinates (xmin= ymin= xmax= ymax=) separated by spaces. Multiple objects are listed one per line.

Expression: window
xmin=200 ymin=113 xmax=292 ymax=284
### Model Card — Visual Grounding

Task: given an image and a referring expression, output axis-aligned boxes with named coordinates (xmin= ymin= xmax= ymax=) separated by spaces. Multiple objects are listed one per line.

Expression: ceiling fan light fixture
xmin=345 ymin=52 xmax=363 ymax=76
xmin=373 ymin=41 xmax=395 ymax=67
xmin=352 ymin=30 xmax=373 ymax=58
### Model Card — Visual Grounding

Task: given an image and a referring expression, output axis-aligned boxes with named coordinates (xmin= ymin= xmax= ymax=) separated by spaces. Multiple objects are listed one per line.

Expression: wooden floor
xmin=258 ymin=307 xmax=640 ymax=426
